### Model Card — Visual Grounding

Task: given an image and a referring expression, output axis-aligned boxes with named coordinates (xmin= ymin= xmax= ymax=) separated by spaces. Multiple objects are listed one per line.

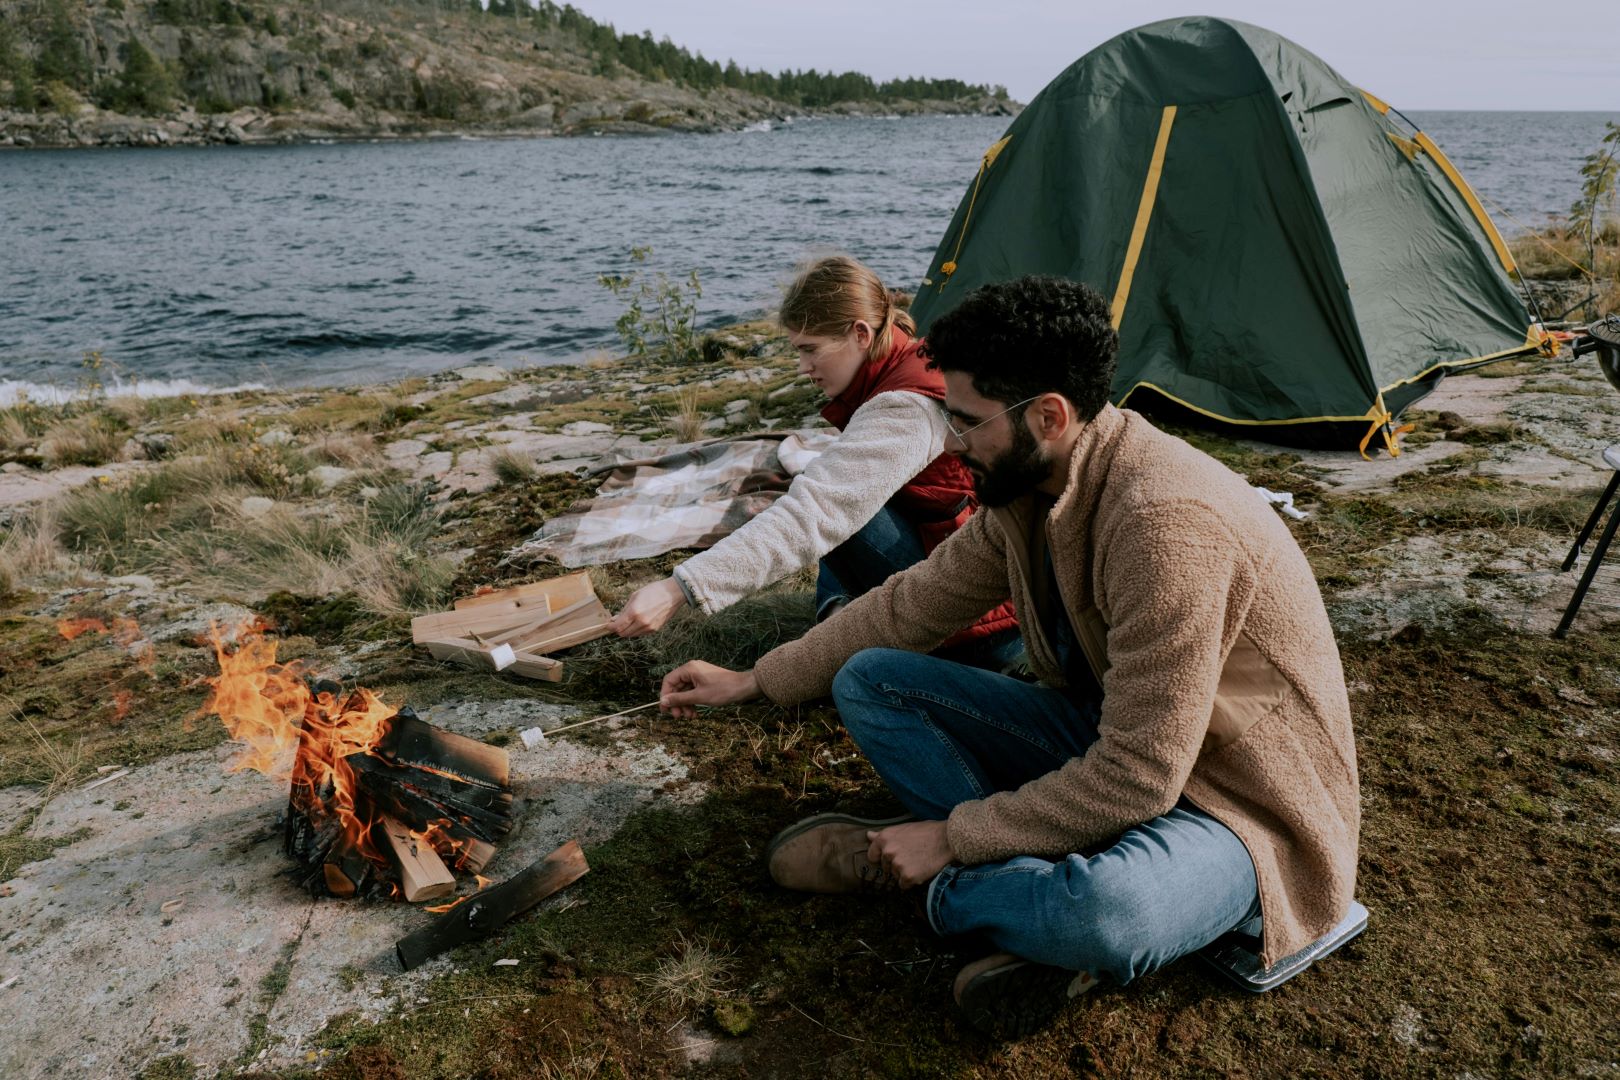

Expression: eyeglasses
xmin=941 ymin=396 xmax=1041 ymax=442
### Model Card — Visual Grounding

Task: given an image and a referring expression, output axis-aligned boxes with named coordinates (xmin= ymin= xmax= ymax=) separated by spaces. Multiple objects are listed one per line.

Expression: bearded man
xmin=659 ymin=276 xmax=1360 ymax=1037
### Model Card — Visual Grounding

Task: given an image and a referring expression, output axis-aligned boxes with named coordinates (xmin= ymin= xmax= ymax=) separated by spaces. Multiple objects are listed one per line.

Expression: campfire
xmin=203 ymin=625 xmax=514 ymax=902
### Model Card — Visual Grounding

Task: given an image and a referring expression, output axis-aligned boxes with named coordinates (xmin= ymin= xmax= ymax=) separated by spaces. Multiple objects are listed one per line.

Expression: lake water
xmin=1 ymin=110 xmax=1614 ymax=399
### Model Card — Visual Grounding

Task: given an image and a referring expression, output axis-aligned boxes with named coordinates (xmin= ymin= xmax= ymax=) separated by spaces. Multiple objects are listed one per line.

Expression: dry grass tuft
xmin=2 ymin=695 xmax=89 ymax=798
xmin=144 ymin=484 xmax=456 ymax=617
xmin=664 ymin=386 xmax=706 ymax=443
xmin=40 ymin=420 xmax=125 ymax=469
xmin=490 ymin=447 xmax=539 ymax=485
xmin=0 ymin=410 xmax=36 ymax=454
xmin=101 ymin=394 xmax=151 ymax=429
xmin=638 ymin=933 xmax=734 ymax=1008
xmin=306 ymin=431 xmax=384 ymax=470
xmin=0 ymin=502 xmax=76 ymax=589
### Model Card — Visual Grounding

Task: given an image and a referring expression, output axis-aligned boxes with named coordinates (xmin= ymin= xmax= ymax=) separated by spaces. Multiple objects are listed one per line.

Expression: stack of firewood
xmin=411 ymin=571 xmax=613 ymax=680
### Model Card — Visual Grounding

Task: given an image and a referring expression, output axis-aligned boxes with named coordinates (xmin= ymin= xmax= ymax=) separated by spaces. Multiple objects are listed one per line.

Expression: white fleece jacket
xmin=673 ymin=390 xmax=949 ymax=614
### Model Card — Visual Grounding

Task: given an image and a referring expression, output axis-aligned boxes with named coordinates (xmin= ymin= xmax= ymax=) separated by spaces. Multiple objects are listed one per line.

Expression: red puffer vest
xmin=821 ymin=330 xmax=1019 ymax=645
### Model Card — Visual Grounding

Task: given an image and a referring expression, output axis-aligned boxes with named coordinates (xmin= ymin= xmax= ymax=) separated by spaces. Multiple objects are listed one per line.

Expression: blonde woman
xmin=610 ymin=254 xmax=1017 ymax=666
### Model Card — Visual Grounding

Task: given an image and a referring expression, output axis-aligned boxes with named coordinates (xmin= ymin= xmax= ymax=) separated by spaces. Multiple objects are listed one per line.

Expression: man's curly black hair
xmin=920 ymin=276 xmax=1117 ymax=420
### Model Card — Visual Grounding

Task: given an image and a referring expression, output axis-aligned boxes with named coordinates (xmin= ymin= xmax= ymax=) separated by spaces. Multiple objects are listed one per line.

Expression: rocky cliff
xmin=0 ymin=0 xmax=1019 ymax=148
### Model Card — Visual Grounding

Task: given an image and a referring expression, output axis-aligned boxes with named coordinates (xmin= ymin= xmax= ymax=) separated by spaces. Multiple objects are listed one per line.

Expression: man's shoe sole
xmin=765 ymin=812 xmax=915 ymax=863
xmin=955 ymin=956 xmax=1095 ymax=1040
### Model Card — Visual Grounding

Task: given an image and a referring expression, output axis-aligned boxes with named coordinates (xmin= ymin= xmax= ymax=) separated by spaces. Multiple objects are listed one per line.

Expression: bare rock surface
xmin=0 ymin=699 xmax=699 ymax=1079
xmin=0 ymin=461 xmax=149 ymax=511
xmin=1300 ymin=366 xmax=1620 ymax=637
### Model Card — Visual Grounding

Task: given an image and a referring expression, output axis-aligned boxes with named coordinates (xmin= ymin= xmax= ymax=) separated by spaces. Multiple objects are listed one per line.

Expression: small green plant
xmin=598 ymin=246 xmax=704 ymax=365
xmin=1569 ymin=121 xmax=1620 ymax=319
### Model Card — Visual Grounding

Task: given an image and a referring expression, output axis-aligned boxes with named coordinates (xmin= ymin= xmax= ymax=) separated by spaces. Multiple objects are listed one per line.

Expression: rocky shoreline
xmin=0 ymin=93 xmax=1016 ymax=149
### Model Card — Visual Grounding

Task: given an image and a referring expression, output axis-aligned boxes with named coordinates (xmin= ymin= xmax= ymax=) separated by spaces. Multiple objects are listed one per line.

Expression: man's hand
xmin=611 ymin=577 xmax=688 ymax=637
xmin=866 ymin=820 xmax=954 ymax=888
xmin=659 ymin=660 xmax=761 ymax=718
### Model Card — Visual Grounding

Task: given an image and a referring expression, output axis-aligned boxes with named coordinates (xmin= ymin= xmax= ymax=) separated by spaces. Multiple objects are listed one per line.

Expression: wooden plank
xmin=453 ymin=582 xmax=556 ymax=612
xmin=456 ymin=838 xmax=497 ymax=874
xmin=484 ymin=595 xmax=597 ymax=645
xmin=414 ymin=573 xmax=600 ymax=643
xmin=395 ymin=840 xmax=590 ymax=971
xmin=380 ymin=816 xmax=456 ymax=902
xmin=505 ymin=599 xmax=613 ymax=655
xmin=422 ymin=638 xmax=517 ymax=672
xmin=507 ymin=651 xmax=565 ymax=682
xmin=451 ymin=572 xmax=595 ymax=611
xmin=412 ymin=609 xmax=539 ymax=645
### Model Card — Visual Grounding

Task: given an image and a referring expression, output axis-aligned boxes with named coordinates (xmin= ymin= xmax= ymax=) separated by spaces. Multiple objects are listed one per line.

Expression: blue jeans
xmin=817 ymin=505 xmax=1023 ymax=673
xmin=831 ymin=648 xmax=1262 ymax=984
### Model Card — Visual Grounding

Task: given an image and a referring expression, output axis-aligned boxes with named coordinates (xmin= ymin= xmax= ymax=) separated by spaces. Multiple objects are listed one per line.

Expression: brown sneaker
xmin=952 ymin=952 xmax=1099 ymax=1040
xmin=765 ymin=812 xmax=914 ymax=893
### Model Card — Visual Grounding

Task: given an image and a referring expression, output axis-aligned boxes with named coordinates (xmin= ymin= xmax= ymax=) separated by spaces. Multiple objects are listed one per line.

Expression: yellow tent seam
xmin=936 ymin=135 xmax=1013 ymax=292
xmin=1110 ymin=105 xmax=1177 ymax=331
xmin=1115 ymin=381 xmax=1383 ymax=427
xmin=1413 ymin=131 xmax=1517 ymax=276
xmin=1359 ymin=88 xmax=1391 ymax=114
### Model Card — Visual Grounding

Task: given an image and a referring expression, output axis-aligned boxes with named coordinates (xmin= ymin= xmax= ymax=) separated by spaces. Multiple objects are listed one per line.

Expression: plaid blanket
xmin=507 ymin=430 xmax=836 ymax=568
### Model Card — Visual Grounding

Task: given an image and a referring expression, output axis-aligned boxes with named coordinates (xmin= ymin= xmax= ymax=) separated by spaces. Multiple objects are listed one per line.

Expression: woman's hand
xmin=611 ymin=577 xmax=688 ymax=637
xmin=659 ymin=661 xmax=761 ymax=719
xmin=866 ymin=820 xmax=954 ymax=888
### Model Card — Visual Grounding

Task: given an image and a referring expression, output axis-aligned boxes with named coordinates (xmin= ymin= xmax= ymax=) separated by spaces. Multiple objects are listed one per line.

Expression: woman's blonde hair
xmin=778 ymin=255 xmax=917 ymax=362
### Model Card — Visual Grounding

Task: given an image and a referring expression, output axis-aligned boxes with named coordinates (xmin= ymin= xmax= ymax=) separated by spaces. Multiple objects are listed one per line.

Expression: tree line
xmin=521 ymin=0 xmax=1007 ymax=106
xmin=0 ymin=0 xmax=1007 ymax=115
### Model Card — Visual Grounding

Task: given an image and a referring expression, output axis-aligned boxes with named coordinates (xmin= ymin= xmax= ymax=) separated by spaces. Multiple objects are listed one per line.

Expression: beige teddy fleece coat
xmin=753 ymin=404 xmax=1359 ymax=966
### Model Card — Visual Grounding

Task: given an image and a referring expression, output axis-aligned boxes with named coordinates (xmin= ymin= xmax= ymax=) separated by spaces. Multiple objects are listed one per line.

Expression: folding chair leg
xmin=1556 ymin=487 xmax=1620 ymax=638
xmin=1563 ymin=472 xmax=1620 ymax=572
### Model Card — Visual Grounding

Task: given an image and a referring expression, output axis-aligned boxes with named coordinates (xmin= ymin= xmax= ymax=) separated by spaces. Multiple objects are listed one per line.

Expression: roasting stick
xmin=519 ymin=701 xmax=660 ymax=749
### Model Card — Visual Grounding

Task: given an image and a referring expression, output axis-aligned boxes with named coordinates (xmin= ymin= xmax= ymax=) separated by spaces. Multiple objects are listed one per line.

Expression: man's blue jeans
xmin=831 ymin=648 xmax=1262 ymax=984
xmin=817 ymin=505 xmax=1023 ymax=672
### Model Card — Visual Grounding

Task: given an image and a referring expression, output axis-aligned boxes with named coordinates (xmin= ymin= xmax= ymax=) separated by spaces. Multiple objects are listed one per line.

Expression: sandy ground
xmin=1 ymin=701 xmax=699 ymax=1079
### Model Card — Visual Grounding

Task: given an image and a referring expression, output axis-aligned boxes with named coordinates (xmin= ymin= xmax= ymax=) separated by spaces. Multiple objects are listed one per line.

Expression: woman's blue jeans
xmin=817 ymin=505 xmax=1022 ymax=672
xmin=831 ymin=647 xmax=1262 ymax=984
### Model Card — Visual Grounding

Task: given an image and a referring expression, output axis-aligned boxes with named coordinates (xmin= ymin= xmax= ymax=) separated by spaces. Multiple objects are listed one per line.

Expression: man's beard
xmin=962 ymin=417 xmax=1049 ymax=507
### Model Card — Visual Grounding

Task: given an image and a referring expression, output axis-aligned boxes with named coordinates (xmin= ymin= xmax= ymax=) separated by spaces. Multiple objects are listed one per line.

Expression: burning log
xmin=203 ymin=625 xmax=518 ymax=900
xmin=344 ymin=708 xmax=515 ymax=859
xmin=395 ymin=839 xmax=589 ymax=971
xmin=379 ymin=816 xmax=456 ymax=902
xmin=323 ymin=832 xmax=375 ymax=898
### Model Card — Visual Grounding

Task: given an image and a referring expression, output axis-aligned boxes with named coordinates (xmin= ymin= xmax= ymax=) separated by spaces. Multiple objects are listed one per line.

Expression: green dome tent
xmin=910 ymin=16 xmax=1548 ymax=453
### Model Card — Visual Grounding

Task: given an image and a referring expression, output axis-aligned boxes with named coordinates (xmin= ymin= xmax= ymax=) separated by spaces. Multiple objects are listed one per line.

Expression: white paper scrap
xmin=519 ymin=726 xmax=546 ymax=749
xmin=493 ymin=958 xmax=520 ymax=967
xmin=488 ymin=643 xmax=516 ymax=671
xmin=1254 ymin=486 xmax=1308 ymax=521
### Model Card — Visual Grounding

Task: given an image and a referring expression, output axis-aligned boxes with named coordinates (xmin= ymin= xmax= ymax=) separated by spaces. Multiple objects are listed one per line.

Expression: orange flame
xmin=58 ymin=618 xmax=109 ymax=641
xmin=424 ymin=895 xmax=469 ymax=915
xmin=110 ymin=690 xmax=133 ymax=725
xmin=200 ymin=622 xmax=397 ymax=881
xmin=407 ymin=818 xmax=487 ymax=870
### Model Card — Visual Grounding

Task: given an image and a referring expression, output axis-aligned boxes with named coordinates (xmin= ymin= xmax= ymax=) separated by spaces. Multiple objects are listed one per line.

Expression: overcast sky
xmin=574 ymin=1 xmax=1619 ymax=111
